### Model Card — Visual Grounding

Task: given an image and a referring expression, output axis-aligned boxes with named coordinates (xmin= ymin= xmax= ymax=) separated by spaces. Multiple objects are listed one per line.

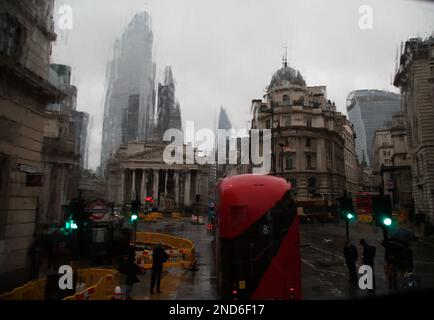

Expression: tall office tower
xmin=218 ymin=106 xmax=232 ymax=131
xmin=155 ymin=66 xmax=182 ymax=142
xmin=347 ymin=90 xmax=401 ymax=167
xmin=101 ymin=12 xmax=156 ymax=173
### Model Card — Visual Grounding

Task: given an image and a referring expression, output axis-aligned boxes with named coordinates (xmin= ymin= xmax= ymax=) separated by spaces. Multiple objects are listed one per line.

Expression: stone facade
xmin=250 ymin=62 xmax=348 ymax=199
xmin=0 ymin=0 xmax=61 ymax=291
xmin=106 ymin=142 xmax=210 ymax=211
xmin=394 ymin=37 xmax=434 ymax=222
xmin=39 ymin=64 xmax=88 ymax=228
xmin=372 ymin=113 xmax=412 ymax=210
xmin=342 ymin=122 xmax=362 ymax=195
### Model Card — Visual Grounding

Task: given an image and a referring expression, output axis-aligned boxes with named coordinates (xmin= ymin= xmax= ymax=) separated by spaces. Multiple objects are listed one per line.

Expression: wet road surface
xmin=122 ymin=217 xmax=434 ymax=300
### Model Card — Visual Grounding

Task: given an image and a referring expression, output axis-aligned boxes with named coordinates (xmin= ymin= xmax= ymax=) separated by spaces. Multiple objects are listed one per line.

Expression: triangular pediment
xmin=127 ymin=145 xmax=198 ymax=165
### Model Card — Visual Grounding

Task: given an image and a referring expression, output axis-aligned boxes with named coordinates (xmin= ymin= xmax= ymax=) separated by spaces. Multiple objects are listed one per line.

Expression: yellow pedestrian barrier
xmin=64 ymin=269 xmax=120 ymax=300
xmin=358 ymin=214 xmax=373 ymax=223
xmin=0 ymin=278 xmax=46 ymax=300
xmin=150 ymin=212 xmax=164 ymax=219
xmin=134 ymin=232 xmax=196 ymax=270
xmin=171 ymin=212 xmax=181 ymax=219
xmin=0 ymin=269 xmax=120 ymax=301
xmin=144 ymin=215 xmax=157 ymax=222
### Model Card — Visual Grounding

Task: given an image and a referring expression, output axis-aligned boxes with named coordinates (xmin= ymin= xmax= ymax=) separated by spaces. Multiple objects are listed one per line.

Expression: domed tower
xmin=268 ymin=62 xmax=306 ymax=91
xmin=250 ymin=58 xmax=347 ymax=200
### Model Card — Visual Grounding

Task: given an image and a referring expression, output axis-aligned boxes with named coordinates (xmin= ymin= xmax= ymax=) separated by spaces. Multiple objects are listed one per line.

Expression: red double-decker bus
xmin=216 ymin=174 xmax=301 ymax=300
xmin=355 ymin=192 xmax=380 ymax=214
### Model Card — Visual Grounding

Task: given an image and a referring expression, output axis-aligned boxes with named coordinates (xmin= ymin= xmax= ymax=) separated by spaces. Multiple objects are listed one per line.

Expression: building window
xmin=306 ymin=137 xmax=311 ymax=148
xmin=305 ymin=117 xmax=312 ymax=128
xmin=308 ymin=177 xmax=316 ymax=195
xmin=306 ymin=155 xmax=312 ymax=169
xmin=285 ymin=155 xmax=293 ymax=170
xmin=281 ymin=116 xmax=291 ymax=127
xmin=0 ymin=13 xmax=25 ymax=59
xmin=282 ymin=95 xmax=289 ymax=102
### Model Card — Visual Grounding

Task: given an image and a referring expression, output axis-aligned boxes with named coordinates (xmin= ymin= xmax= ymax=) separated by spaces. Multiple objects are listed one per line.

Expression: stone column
xmin=120 ymin=170 xmax=125 ymax=205
xmin=131 ymin=169 xmax=136 ymax=200
xmin=153 ymin=169 xmax=159 ymax=206
xmin=184 ymin=170 xmax=191 ymax=207
xmin=174 ymin=170 xmax=180 ymax=207
xmin=141 ymin=169 xmax=147 ymax=201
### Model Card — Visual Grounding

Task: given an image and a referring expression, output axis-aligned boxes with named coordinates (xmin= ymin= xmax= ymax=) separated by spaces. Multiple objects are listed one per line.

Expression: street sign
xmin=86 ymin=199 xmax=109 ymax=222
xmin=17 ymin=164 xmax=42 ymax=174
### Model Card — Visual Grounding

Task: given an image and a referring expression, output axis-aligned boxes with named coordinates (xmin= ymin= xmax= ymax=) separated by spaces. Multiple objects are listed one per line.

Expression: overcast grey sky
xmin=51 ymin=0 xmax=434 ymax=170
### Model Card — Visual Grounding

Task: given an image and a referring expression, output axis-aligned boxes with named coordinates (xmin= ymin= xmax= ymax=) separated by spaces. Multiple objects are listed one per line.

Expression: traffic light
xmin=372 ymin=195 xmax=393 ymax=228
xmin=339 ymin=194 xmax=356 ymax=222
xmin=62 ymin=216 xmax=78 ymax=235
xmin=130 ymin=197 xmax=140 ymax=222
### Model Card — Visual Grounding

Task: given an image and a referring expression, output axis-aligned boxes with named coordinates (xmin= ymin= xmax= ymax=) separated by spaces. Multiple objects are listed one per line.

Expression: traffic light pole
xmin=346 ymin=220 xmax=349 ymax=241
xmin=382 ymin=226 xmax=389 ymax=241
xmin=134 ymin=220 xmax=137 ymax=244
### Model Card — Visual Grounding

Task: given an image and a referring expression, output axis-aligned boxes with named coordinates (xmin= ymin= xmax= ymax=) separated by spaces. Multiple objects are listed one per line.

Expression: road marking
xmin=309 ymin=245 xmax=345 ymax=260
xmin=301 ymin=258 xmax=346 ymax=276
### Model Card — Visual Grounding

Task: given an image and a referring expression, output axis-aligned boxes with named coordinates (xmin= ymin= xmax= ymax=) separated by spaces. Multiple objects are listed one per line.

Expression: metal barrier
xmin=134 ymin=232 xmax=196 ymax=270
xmin=0 ymin=269 xmax=120 ymax=301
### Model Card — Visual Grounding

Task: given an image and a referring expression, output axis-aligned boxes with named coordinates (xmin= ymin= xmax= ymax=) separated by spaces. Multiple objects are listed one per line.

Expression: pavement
xmin=120 ymin=217 xmax=434 ymax=300
xmin=125 ymin=217 xmax=217 ymax=300
xmin=300 ymin=221 xmax=434 ymax=299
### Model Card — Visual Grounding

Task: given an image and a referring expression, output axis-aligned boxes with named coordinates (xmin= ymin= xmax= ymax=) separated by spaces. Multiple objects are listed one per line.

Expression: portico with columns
xmin=106 ymin=142 xmax=210 ymax=211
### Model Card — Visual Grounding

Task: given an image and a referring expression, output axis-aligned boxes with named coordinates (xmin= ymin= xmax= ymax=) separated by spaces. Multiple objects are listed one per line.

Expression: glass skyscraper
xmin=347 ymin=90 xmax=401 ymax=167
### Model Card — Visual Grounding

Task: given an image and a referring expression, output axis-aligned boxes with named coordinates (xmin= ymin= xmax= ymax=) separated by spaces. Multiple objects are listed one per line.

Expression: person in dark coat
xmin=125 ymin=257 xmax=140 ymax=300
xmin=150 ymin=243 xmax=169 ymax=294
xmin=343 ymin=240 xmax=358 ymax=283
xmin=359 ymin=239 xmax=376 ymax=290
xmin=382 ymin=238 xmax=399 ymax=291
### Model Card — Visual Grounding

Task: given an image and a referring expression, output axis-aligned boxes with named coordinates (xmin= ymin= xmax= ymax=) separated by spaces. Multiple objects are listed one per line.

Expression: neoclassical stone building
xmin=106 ymin=142 xmax=210 ymax=211
xmin=250 ymin=61 xmax=348 ymax=198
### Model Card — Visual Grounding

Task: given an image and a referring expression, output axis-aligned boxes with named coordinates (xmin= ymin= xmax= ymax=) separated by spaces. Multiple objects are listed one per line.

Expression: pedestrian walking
xmin=359 ymin=239 xmax=376 ymax=290
xmin=343 ymin=240 xmax=358 ymax=284
xmin=208 ymin=206 xmax=216 ymax=225
xmin=150 ymin=243 xmax=169 ymax=294
xmin=382 ymin=238 xmax=399 ymax=291
xmin=125 ymin=256 xmax=140 ymax=300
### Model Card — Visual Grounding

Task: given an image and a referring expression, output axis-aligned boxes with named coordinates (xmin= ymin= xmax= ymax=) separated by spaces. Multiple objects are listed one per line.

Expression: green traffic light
xmin=383 ymin=217 xmax=392 ymax=226
xmin=65 ymin=222 xmax=70 ymax=229
xmin=131 ymin=214 xmax=138 ymax=222
xmin=346 ymin=212 xmax=355 ymax=220
xmin=71 ymin=222 xmax=78 ymax=229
